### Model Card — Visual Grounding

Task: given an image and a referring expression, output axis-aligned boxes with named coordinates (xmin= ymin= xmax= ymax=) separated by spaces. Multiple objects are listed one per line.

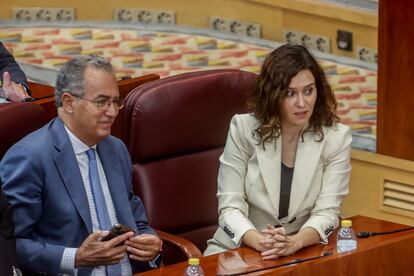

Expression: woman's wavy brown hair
xmin=248 ymin=44 xmax=339 ymax=146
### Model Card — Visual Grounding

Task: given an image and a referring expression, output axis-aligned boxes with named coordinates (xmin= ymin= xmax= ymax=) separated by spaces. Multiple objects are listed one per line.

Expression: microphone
xmin=357 ymin=226 xmax=414 ymax=238
xmin=219 ymin=252 xmax=333 ymax=276
xmin=287 ymin=251 xmax=333 ymax=265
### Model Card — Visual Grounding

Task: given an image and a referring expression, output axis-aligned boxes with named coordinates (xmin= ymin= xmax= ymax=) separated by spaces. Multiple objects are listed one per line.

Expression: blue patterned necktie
xmin=86 ymin=148 xmax=122 ymax=276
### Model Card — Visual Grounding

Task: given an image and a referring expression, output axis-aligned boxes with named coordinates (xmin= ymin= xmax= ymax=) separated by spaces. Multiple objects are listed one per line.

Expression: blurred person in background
xmin=0 ymin=41 xmax=31 ymax=102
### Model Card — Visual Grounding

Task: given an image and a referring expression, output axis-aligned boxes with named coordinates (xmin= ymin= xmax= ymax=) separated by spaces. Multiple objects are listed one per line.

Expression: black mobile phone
xmin=101 ymin=223 xmax=136 ymax=242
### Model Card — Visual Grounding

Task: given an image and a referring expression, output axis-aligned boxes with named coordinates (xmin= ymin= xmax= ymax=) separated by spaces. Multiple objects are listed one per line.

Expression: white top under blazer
xmin=205 ymin=113 xmax=352 ymax=255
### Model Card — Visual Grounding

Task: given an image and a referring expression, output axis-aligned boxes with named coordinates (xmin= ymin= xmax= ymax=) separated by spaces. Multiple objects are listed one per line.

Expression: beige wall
xmin=283 ymin=9 xmax=377 ymax=58
xmin=0 ymin=0 xmax=377 ymax=58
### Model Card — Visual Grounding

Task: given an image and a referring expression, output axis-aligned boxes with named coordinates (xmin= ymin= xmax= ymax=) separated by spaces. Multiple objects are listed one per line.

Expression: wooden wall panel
xmin=377 ymin=0 xmax=414 ymax=160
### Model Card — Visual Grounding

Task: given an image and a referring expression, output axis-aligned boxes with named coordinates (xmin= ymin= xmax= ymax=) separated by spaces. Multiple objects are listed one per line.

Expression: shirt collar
xmin=64 ymin=125 xmax=96 ymax=155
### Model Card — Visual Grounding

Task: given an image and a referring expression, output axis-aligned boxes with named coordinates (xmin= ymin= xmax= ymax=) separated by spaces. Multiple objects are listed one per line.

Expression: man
xmin=0 ymin=183 xmax=19 ymax=276
xmin=0 ymin=56 xmax=161 ymax=275
xmin=0 ymin=41 xmax=31 ymax=102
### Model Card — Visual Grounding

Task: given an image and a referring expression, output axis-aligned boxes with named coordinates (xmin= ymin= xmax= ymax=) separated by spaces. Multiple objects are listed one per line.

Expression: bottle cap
xmin=341 ymin=220 xmax=352 ymax=227
xmin=188 ymin=258 xmax=200 ymax=265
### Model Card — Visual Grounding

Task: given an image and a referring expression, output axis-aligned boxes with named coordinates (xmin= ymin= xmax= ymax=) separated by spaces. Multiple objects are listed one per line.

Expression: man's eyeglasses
xmin=71 ymin=95 xmax=124 ymax=111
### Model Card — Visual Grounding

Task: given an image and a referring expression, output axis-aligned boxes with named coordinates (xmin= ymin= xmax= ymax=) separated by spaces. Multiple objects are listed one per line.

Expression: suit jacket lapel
xmin=289 ymin=133 xmax=324 ymax=216
xmin=256 ymin=138 xmax=282 ymax=213
xmin=52 ymin=118 xmax=93 ymax=233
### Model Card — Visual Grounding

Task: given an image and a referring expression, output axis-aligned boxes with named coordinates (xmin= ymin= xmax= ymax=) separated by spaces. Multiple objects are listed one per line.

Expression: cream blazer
xmin=205 ymin=114 xmax=352 ymax=255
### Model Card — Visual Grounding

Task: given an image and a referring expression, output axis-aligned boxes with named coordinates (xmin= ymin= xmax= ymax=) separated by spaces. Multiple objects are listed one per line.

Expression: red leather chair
xmin=0 ymin=102 xmax=48 ymax=159
xmin=123 ymin=69 xmax=257 ymax=264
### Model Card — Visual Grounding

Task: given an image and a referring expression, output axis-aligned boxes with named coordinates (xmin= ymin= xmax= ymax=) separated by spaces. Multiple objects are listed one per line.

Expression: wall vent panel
xmin=383 ymin=180 xmax=414 ymax=213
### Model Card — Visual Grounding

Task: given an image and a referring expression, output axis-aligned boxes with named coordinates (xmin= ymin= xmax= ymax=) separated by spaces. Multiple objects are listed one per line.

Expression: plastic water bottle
xmin=336 ymin=219 xmax=357 ymax=253
xmin=183 ymin=258 xmax=204 ymax=276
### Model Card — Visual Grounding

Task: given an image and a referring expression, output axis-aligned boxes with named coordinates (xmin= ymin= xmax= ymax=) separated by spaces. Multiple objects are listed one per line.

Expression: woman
xmin=204 ymin=44 xmax=351 ymax=259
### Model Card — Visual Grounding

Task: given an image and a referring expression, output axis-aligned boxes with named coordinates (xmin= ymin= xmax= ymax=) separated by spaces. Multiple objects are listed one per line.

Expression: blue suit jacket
xmin=0 ymin=42 xmax=29 ymax=92
xmin=0 ymin=118 xmax=156 ymax=275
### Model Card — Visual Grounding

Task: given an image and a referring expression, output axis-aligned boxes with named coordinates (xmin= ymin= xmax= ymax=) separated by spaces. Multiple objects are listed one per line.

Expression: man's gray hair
xmin=55 ymin=55 xmax=114 ymax=107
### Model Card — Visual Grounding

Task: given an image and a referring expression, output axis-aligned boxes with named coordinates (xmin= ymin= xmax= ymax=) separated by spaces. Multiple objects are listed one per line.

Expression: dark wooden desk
xmin=29 ymin=81 xmax=54 ymax=99
xmin=139 ymin=216 xmax=414 ymax=275
xmin=29 ymin=81 xmax=56 ymax=121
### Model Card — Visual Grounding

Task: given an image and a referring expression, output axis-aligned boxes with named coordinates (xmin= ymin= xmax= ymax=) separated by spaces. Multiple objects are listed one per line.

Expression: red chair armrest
xmin=156 ymin=229 xmax=202 ymax=259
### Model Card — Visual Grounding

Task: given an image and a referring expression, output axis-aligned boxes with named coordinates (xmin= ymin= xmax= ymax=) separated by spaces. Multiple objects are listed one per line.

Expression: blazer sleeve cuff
xmin=59 ymin=247 xmax=78 ymax=275
xmin=300 ymin=217 xmax=337 ymax=244
xmin=220 ymin=210 xmax=256 ymax=246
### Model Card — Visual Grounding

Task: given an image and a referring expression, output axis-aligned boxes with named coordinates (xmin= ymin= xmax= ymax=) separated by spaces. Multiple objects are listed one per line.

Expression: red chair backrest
xmin=123 ymin=69 xmax=257 ymax=256
xmin=0 ymin=102 xmax=48 ymax=159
